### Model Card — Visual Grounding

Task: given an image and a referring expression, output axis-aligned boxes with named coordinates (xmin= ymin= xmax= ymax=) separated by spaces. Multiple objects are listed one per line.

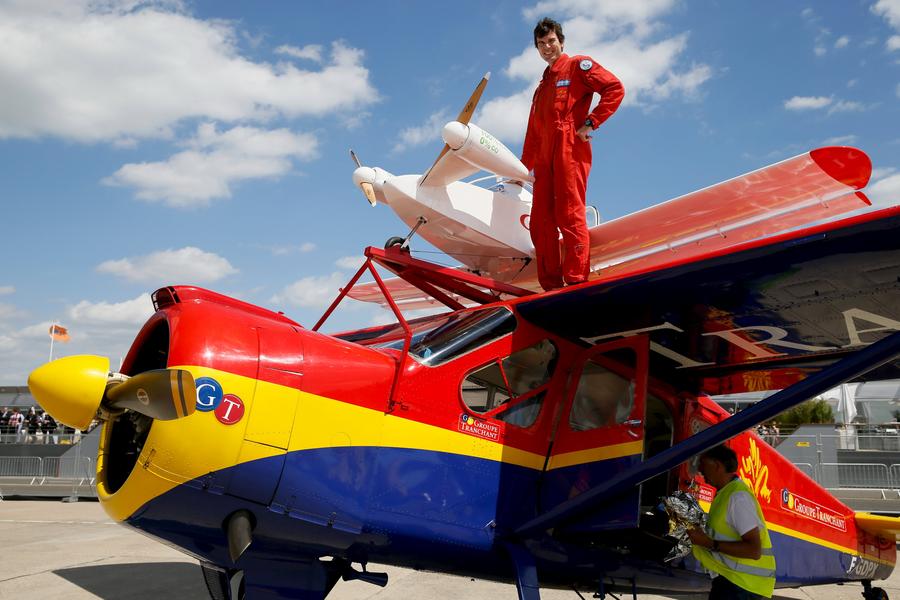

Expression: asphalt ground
xmin=1 ymin=499 xmax=897 ymax=600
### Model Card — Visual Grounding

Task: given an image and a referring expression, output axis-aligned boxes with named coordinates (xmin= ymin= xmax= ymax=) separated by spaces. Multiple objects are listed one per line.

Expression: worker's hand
xmin=686 ymin=527 xmax=713 ymax=548
xmin=576 ymin=124 xmax=593 ymax=142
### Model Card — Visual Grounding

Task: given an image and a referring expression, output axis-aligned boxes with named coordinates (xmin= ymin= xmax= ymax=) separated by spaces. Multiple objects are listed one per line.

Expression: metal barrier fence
xmin=790 ymin=461 xmax=900 ymax=489
xmin=816 ymin=463 xmax=891 ymax=489
xmin=0 ymin=455 xmax=93 ymax=481
xmin=0 ymin=433 xmax=83 ymax=445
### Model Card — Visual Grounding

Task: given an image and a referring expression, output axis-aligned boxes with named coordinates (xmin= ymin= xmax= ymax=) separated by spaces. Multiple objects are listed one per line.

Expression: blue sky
xmin=1 ymin=0 xmax=899 ymax=383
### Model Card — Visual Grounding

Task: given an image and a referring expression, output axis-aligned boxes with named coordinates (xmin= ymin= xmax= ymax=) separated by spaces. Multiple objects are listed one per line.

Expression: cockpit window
xmin=462 ymin=339 xmax=558 ymax=428
xmin=569 ymin=355 xmax=636 ymax=431
xmin=376 ymin=307 xmax=516 ymax=366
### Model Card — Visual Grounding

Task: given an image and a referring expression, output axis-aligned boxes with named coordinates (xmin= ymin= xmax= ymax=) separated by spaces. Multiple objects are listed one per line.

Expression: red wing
xmin=588 ymin=147 xmax=871 ymax=277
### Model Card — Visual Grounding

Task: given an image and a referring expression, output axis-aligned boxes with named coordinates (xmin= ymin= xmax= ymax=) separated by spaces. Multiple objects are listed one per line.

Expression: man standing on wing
xmin=688 ymin=444 xmax=777 ymax=599
xmin=521 ymin=17 xmax=624 ymax=291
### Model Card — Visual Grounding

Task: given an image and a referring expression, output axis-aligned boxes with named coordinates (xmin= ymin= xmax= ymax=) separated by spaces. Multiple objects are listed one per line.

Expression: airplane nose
xmin=28 ymin=355 xmax=197 ymax=430
xmin=28 ymin=355 xmax=110 ymax=430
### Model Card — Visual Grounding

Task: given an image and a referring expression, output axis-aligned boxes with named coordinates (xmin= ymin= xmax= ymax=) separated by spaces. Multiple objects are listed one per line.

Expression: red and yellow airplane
xmin=24 ymin=80 xmax=900 ymax=600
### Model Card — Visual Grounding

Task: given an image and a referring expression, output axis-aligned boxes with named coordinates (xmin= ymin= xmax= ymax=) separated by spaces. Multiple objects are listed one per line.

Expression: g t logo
xmin=194 ymin=377 xmax=223 ymax=412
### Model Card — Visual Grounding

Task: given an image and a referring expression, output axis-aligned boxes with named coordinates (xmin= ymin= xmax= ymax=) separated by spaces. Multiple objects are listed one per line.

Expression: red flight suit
xmin=521 ymin=53 xmax=624 ymax=291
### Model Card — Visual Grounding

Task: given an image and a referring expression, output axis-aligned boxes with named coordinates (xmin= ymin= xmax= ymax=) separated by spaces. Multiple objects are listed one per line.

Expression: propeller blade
xmin=456 ymin=71 xmax=490 ymax=125
xmin=350 ymin=149 xmax=362 ymax=168
xmin=28 ymin=355 xmax=110 ymax=431
xmin=421 ymin=144 xmax=451 ymax=187
xmin=360 ymin=181 xmax=377 ymax=207
xmin=105 ymin=368 xmax=196 ymax=421
xmin=421 ymin=72 xmax=490 ymax=186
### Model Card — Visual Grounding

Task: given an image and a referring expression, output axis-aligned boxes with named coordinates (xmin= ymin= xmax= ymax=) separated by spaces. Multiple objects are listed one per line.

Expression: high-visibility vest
xmin=692 ymin=477 xmax=776 ymax=598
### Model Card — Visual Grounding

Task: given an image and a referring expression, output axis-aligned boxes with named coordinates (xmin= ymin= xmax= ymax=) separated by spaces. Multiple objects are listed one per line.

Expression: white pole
xmin=48 ymin=321 xmax=56 ymax=362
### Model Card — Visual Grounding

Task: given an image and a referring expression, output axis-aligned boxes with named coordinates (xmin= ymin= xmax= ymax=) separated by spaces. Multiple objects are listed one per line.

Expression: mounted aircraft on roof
xmin=25 ymin=75 xmax=900 ymax=600
xmin=347 ymin=74 xmax=874 ymax=311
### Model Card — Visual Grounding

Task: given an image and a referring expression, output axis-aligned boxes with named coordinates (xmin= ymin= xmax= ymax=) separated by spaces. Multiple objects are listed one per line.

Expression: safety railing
xmin=791 ymin=462 xmax=815 ymax=479
xmin=0 ymin=433 xmax=84 ymax=445
xmin=0 ymin=456 xmax=95 ymax=493
xmin=816 ymin=463 xmax=891 ymax=489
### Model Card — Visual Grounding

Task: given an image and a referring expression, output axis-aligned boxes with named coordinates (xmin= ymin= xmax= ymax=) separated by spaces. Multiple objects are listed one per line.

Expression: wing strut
xmin=514 ymin=330 xmax=900 ymax=538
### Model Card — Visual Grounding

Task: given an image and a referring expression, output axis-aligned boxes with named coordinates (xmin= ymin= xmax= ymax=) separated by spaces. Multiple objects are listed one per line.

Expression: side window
xmin=462 ymin=339 xmax=557 ymax=428
xmin=569 ymin=355 xmax=635 ymax=431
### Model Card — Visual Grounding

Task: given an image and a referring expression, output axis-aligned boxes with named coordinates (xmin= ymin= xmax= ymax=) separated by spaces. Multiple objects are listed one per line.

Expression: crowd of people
xmin=0 ymin=406 xmax=69 ymax=443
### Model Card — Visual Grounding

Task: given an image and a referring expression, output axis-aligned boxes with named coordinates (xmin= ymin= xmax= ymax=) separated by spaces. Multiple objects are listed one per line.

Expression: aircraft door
xmin=541 ymin=335 xmax=649 ymax=531
xmin=225 ymin=327 xmax=300 ymax=506
xmin=677 ymin=395 xmax=727 ymax=502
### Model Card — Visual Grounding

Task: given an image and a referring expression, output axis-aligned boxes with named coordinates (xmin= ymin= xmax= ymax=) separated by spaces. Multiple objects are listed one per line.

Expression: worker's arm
xmin=687 ymin=527 xmax=763 ymax=560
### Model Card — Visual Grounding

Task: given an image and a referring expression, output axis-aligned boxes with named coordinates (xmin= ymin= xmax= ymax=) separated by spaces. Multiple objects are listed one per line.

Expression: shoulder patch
xmin=579 ymin=59 xmax=593 ymax=71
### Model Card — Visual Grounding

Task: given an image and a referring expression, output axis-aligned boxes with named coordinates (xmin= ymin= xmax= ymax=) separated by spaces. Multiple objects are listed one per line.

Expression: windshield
xmin=377 ymin=307 xmax=516 ymax=366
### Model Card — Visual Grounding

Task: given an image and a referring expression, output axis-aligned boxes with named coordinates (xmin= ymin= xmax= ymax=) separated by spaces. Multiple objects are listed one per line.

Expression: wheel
xmin=864 ymin=585 xmax=888 ymax=600
xmin=384 ymin=236 xmax=409 ymax=252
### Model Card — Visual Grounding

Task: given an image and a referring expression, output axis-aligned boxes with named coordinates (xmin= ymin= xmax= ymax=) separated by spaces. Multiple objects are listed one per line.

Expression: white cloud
xmin=889 ymin=35 xmax=900 ymax=51
xmin=847 ymin=78 xmax=858 ymax=88
xmin=784 ymin=95 xmax=832 ymax=110
xmin=834 ymin=35 xmax=850 ymax=49
xmin=814 ymin=45 xmax=827 ymax=56
xmin=0 ymin=286 xmax=14 ymax=296
xmin=0 ymin=303 xmax=23 ymax=320
xmin=275 ymin=44 xmax=323 ymax=62
xmin=873 ymin=0 xmax=900 ymax=30
xmin=0 ymin=4 xmax=378 ymax=143
xmin=867 ymin=172 xmax=900 ymax=208
xmin=104 ymin=122 xmax=318 ymax=207
xmin=97 ymin=246 xmax=237 ymax=284
xmin=828 ymin=100 xmax=867 ymax=113
xmin=822 ymin=134 xmax=858 ymax=145
xmin=478 ymin=89 xmax=535 ymax=146
xmin=335 ymin=255 xmax=364 ymax=270
xmin=267 ymin=242 xmax=316 ymax=256
xmin=271 ymin=272 xmax=347 ymax=308
xmin=477 ymin=0 xmax=711 ymax=143
xmin=17 ymin=321 xmax=57 ymax=340
xmin=392 ymin=109 xmax=451 ymax=154
xmin=68 ymin=294 xmax=154 ymax=326
xmin=873 ymin=167 xmax=898 ymax=180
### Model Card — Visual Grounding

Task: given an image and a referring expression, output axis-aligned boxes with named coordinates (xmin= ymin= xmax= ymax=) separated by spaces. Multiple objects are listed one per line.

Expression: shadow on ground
xmin=54 ymin=562 xmax=207 ymax=599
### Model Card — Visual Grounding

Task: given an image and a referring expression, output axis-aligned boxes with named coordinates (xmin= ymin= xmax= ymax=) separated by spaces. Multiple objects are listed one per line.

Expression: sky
xmin=1 ymin=0 xmax=899 ymax=384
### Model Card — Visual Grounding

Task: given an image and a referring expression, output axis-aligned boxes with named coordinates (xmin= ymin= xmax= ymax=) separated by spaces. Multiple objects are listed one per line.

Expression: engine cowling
xmin=441 ymin=121 xmax=531 ymax=181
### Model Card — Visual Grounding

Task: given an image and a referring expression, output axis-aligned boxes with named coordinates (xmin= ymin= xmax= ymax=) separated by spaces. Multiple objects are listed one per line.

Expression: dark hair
xmin=533 ymin=17 xmax=564 ymax=47
xmin=701 ymin=444 xmax=738 ymax=473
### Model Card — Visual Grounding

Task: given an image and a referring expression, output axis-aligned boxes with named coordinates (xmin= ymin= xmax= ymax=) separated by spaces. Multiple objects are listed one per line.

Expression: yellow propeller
xmin=28 ymin=355 xmax=196 ymax=430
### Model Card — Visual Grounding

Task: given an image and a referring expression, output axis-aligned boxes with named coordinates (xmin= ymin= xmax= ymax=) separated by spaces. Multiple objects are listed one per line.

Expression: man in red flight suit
xmin=521 ymin=17 xmax=624 ymax=291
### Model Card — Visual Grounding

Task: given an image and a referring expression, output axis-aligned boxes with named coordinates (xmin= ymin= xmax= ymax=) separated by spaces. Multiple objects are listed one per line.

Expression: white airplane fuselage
xmin=379 ymin=174 xmax=536 ymax=278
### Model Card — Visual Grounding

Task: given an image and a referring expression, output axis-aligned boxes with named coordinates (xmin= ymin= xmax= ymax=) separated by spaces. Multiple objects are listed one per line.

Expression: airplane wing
xmin=515 ymin=204 xmax=900 ymax=396
xmin=588 ymin=146 xmax=871 ymax=276
xmin=346 ymin=274 xmax=476 ymax=311
xmin=512 ymin=206 xmax=900 ymax=537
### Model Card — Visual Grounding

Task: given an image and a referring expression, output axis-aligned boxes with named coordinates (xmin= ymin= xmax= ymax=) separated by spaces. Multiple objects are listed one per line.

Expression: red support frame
xmin=312 ymin=246 xmax=534 ymax=413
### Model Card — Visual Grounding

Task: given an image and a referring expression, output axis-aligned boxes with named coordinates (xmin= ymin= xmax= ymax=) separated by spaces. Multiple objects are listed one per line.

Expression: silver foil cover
xmin=662 ymin=490 xmax=708 ymax=563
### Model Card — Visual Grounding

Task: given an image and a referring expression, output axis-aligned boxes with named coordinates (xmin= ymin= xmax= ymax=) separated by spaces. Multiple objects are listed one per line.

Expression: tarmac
xmin=1 ymin=499 xmax=897 ymax=600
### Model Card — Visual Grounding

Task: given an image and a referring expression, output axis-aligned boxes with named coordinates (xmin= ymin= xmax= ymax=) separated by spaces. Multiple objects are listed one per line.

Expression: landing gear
xmin=863 ymin=580 xmax=889 ymax=600
xmin=384 ymin=236 xmax=409 ymax=251
xmin=385 ymin=216 xmax=427 ymax=252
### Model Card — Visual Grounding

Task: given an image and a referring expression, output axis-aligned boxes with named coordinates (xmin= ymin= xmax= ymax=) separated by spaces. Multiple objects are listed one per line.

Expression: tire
xmin=384 ymin=236 xmax=409 ymax=252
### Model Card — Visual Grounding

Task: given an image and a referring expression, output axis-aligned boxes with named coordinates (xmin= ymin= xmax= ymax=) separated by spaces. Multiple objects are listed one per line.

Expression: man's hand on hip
xmin=576 ymin=124 xmax=593 ymax=142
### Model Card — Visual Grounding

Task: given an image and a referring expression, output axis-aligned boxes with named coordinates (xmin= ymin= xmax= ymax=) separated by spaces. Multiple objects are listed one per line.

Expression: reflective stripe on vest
xmin=692 ymin=477 xmax=776 ymax=598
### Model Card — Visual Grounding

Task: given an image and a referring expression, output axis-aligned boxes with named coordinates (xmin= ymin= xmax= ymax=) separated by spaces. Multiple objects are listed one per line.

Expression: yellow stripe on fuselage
xmin=546 ymin=441 xmax=644 ymax=471
xmin=698 ymin=500 xmax=894 ymax=566
xmin=97 ymin=366 xmax=651 ymax=522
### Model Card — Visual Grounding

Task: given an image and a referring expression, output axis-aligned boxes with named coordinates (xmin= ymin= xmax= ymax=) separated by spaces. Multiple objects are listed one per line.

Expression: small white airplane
xmin=349 ymin=74 xmax=873 ymax=310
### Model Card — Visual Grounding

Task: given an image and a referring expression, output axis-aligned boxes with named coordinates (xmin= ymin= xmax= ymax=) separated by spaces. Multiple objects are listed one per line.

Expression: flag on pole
xmin=49 ymin=324 xmax=70 ymax=342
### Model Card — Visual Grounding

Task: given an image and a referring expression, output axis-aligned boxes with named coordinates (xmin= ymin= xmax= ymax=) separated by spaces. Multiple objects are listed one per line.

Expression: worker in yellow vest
xmin=688 ymin=444 xmax=776 ymax=599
